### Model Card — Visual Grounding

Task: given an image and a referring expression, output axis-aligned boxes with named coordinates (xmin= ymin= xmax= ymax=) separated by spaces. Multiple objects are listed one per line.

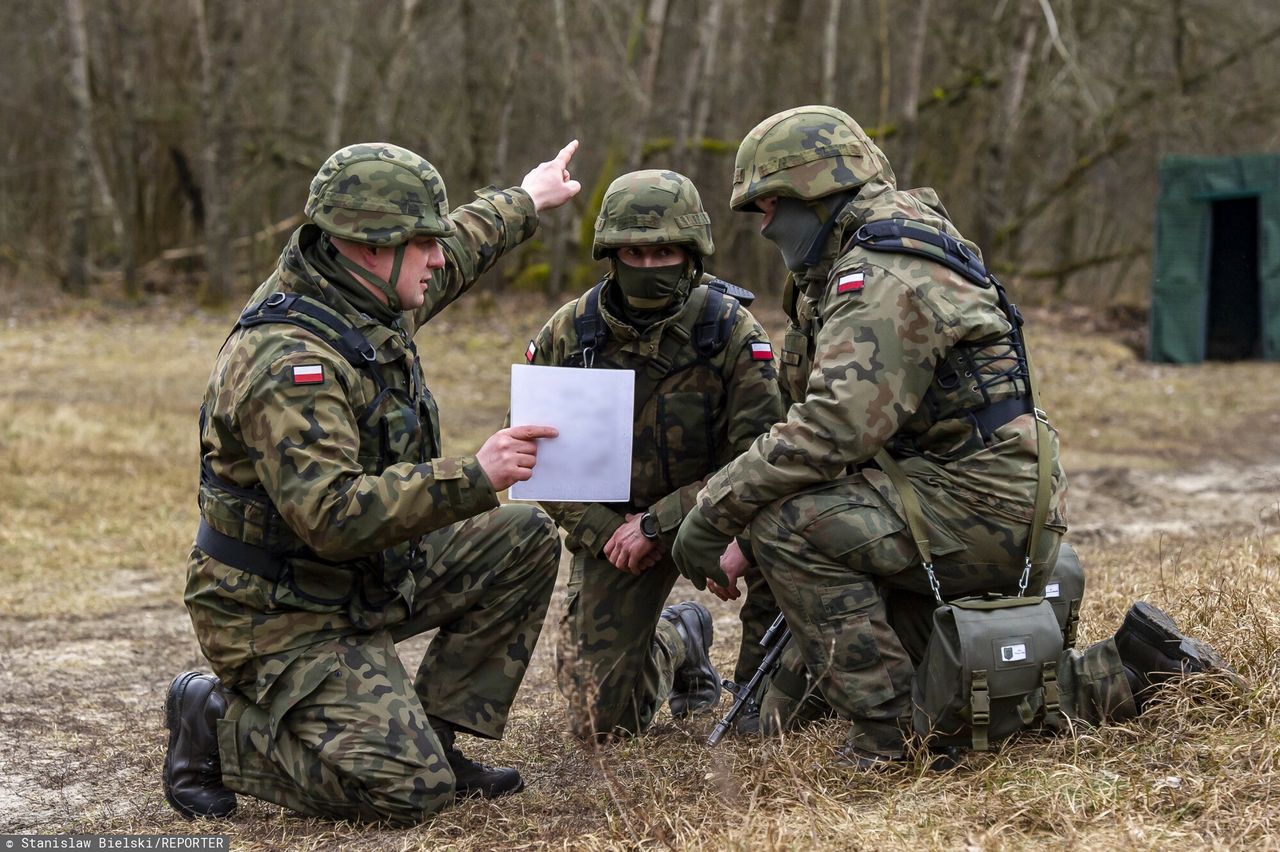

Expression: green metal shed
xmin=1150 ymin=154 xmax=1280 ymax=362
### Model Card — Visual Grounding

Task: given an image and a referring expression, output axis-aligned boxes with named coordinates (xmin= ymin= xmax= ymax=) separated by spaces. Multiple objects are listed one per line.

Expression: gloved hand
xmin=671 ymin=506 xmax=733 ymax=590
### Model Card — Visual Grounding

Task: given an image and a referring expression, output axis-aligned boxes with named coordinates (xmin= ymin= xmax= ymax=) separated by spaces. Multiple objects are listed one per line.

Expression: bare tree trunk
xmin=103 ymin=0 xmax=141 ymax=298
xmin=675 ymin=0 xmax=727 ymax=174
xmin=821 ymin=0 xmax=842 ymax=105
xmin=877 ymin=0 xmax=891 ymax=128
xmin=492 ymin=0 xmax=530 ymax=177
xmin=194 ymin=0 xmax=240 ymax=306
xmin=549 ymin=0 xmax=582 ymax=299
xmin=895 ymin=0 xmax=930 ymax=188
xmin=374 ymin=0 xmax=422 ymax=138
xmin=688 ymin=0 xmax=726 ymax=175
xmin=977 ymin=2 xmax=1037 ymax=252
xmin=628 ymin=0 xmax=671 ymax=166
xmin=64 ymin=0 xmax=92 ymax=296
xmin=326 ymin=0 xmax=358 ymax=152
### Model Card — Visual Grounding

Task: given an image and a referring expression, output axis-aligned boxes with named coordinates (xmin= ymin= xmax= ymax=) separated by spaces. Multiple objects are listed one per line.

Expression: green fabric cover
xmin=1151 ymin=154 xmax=1280 ymax=363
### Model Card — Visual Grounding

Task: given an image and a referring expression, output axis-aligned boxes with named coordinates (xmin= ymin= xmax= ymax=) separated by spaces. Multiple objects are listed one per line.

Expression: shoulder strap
xmin=692 ymin=284 xmax=742 ymax=358
xmin=238 ymin=291 xmax=379 ymax=372
xmin=848 ymin=218 xmax=992 ymax=288
xmin=572 ymin=280 xmax=609 ymax=367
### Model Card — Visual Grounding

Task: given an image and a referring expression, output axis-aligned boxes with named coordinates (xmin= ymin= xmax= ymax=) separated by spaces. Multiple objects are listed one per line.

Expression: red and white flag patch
xmin=836 ymin=271 xmax=865 ymax=294
xmin=525 ymin=340 xmax=537 ymax=363
xmin=291 ymin=364 xmax=324 ymax=385
xmin=749 ymin=341 xmax=774 ymax=361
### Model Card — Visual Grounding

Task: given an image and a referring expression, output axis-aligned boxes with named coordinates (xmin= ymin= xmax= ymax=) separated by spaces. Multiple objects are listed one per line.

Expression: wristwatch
xmin=639 ymin=512 xmax=661 ymax=541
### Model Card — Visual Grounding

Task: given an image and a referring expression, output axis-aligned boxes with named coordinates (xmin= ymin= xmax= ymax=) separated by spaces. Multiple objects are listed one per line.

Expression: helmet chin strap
xmin=332 ymin=241 xmax=407 ymax=312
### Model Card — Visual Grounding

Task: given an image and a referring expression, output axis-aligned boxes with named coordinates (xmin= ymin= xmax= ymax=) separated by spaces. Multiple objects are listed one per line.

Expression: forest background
xmin=6 ymin=0 xmax=1280 ymax=311
xmin=4 ymin=2 xmax=1280 ymax=848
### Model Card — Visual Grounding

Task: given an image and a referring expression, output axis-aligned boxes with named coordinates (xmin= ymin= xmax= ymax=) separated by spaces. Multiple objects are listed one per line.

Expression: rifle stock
xmin=706 ymin=613 xmax=790 ymax=746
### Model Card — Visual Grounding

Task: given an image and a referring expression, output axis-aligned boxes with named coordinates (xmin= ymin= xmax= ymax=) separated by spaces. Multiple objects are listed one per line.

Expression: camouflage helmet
xmin=305 ymin=142 xmax=455 ymax=246
xmin=592 ymin=169 xmax=714 ymax=260
xmin=730 ymin=106 xmax=883 ymax=212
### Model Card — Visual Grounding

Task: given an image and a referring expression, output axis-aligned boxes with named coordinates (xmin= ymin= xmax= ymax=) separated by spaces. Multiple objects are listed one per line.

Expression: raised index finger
xmin=552 ymin=139 xmax=579 ymax=167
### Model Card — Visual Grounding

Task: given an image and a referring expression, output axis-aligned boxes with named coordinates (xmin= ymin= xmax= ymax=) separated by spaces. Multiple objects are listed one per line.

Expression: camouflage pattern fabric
xmin=202 ymin=505 xmax=558 ymax=825
xmin=592 ymin=169 xmax=714 ymax=258
xmin=699 ymin=109 xmax=1077 ymax=756
xmin=305 ymin=142 xmax=456 ymax=244
xmin=730 ymin=105 xmax=893 ymax=213
xmin=529 ymin=271 xmax=785 ymax=738
xmin=185 ymin=182 xmax=553 ymax=822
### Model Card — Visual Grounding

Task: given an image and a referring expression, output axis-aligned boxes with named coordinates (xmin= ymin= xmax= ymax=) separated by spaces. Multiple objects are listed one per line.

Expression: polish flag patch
xmin=291 ymin=364 xmax=324 ymax=385
xmin=525 ymin=340 xmax=537 ymax=363
xmin=749 ymin=341 xmax=774 ymax=361
xmin=836 ymin=271 xmax=865 ymax=294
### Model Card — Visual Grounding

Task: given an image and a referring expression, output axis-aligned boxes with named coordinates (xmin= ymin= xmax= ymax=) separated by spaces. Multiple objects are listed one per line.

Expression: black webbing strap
xmin=238 ymin=292 xmax=378 ymax=369
xmin=572 ymin=281 xmax=608 ymax=367
xmin=850 ymin=219 xmax=991 ymax=288
xmin=692 ymin=285 xmax=728 ymax=356
xmin=195 ymin=519 xmax=285 ymax=582
xmin=968 ymin=396 xmax=1034 ymax=442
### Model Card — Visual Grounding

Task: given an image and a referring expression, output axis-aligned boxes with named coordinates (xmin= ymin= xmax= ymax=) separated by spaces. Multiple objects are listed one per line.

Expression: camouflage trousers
xmin=747 ymin=472 xmax=1131 ymax=755
xmin=555 ymin=548 xmax=776 ymax=738
xmin=186 ymin=505 xmax=559 ymax=826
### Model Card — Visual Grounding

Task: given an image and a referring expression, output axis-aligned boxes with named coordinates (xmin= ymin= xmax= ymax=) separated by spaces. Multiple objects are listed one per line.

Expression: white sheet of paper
xmin=508 ymin=364 xmax=634 ymax=502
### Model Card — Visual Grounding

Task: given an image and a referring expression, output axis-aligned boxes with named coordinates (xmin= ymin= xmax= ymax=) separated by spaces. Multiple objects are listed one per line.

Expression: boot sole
xmin=1125 ymin=602 xmax=1237 ymax=678
xmin=163 ymin=671 xmax=204 ymax=821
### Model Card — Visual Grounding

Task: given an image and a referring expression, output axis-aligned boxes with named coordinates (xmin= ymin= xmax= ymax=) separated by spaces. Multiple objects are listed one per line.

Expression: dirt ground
xmin=0 ymin=295 xmax=1276 ymax=848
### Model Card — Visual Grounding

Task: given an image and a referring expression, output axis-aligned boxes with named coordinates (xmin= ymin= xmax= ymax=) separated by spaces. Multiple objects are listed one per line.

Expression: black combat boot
xmin=661 ymin=601 xmax=722 ymax=718
xmin=163 ymin=671 xmax=236 ymax=820
xmin=429 ymin=718 xmax=525 ymax=799
xmin=1114 ymin=601 xmax=1242 ymax=711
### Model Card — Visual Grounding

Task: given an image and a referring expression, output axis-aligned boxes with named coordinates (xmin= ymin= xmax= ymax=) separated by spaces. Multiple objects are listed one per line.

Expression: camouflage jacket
xmin=194 ymin=186 xmax=538 ymax=623
xmin=527 ymin=274 xmax=784 ymax=554
xmin=697 ymin=177 xmax=1067 ymax=542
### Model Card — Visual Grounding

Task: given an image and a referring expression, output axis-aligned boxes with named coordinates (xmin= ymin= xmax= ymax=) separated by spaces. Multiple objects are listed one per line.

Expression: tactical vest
xmin=196 ymin=291 xmax=437 ymax=611
xmin=566 ymin=277 xmax=751 ymax=499
xmin=782 ymin=219 xmax=1035 ymax=448
xmin=848 ymin=219 xmax=1059 ymax=752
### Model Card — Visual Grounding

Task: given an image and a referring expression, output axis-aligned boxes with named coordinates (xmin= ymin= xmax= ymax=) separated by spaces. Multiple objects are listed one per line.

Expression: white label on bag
xmin=1000 ymin=643 xmax=1028 ymax=662
xmin=1045 ymin=582 xmax=1061 ymax=598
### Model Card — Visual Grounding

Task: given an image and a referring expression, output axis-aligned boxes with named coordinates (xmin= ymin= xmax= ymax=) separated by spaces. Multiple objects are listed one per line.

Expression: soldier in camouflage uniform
xmin=671 ymin=106 xmax=1237 ymax=766
xmin=524 ymin=169 xmax=785 ymax=738
xmin=162 ymin=141 xmax=582 ymax=824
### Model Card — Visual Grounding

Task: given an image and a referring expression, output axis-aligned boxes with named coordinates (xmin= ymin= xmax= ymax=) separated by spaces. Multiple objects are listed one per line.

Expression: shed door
xmin=1205 ymin=196 xmax=1262 ymax=360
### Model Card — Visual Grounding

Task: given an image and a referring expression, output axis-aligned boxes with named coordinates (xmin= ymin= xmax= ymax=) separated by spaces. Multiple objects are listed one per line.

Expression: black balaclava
xmin=761 ymin=192 xmax=856 ymax=272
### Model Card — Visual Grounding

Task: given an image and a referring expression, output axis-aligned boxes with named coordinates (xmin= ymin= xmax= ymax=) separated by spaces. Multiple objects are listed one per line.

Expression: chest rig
xmin=567 ymin=278 xmax=752 ymax=498
xmin=569 ymin=278 xmax=750 ymax=399
xmin=196 ymin=291 xmax=438 ymax=610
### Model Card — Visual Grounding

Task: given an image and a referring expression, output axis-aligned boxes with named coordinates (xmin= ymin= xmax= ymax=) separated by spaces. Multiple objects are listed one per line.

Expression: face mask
xmin=613 ymin=260 xmax=687 ymax=314
xmin=761 ymin=194 xmax=852 ymax=272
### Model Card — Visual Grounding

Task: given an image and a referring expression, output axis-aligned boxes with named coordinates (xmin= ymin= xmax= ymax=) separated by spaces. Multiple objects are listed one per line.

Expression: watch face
xmin=641 ymin=514 xmax=658 ymax=538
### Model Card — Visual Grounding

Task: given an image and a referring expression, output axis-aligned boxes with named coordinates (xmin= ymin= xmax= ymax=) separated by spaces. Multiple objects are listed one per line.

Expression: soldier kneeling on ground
xmin=525 ymin=169 xmax=786 ymax=740
xmin=673 ymin=105 xmax=1242 ymax=766
xmin=163 ymin=139 xmax=580 ymax=824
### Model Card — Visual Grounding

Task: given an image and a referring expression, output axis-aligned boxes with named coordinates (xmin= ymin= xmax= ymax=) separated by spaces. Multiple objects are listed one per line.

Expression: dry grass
xmin=1 ymin=283 xmax=1278 ymax=849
